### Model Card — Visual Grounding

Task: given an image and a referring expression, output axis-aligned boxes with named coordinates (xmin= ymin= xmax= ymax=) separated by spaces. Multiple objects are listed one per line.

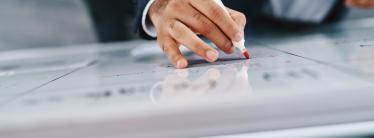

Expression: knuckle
xmin=238 ymin=12 xmax=246 ymax=20
xmin=162 ymin=39 xmax=177 ymax=51
xmin=173 ymin=32 xmax=183 ymax=40
xmin=169 ymin=21 xmax=177 ymax=30
xmin=168 ymin=50 xmax=177 ymax=59
xmin=192 ymin=42 xmax=207 ymax=55
xmin=160 ymin=43 xmax=169 ymax=53
xmin=170 ymin=52 xmax=180 ymax=61
xmin=237 ymin=12 xmax=245 ymax=18
xmin=209 ymin=5 xmax=224 ymax=19
xmin=239 ymin=13 xmax=247 ymax=24
xmin=157 ymin=39 xmax=167 ymax=53
xmin=231 ymin=25 xmax=241 ymax=34
xmin=162 ymin=43 xmax=177 ymax=59
xmin=167 ymin=0 xmax=182 ymax=11
xmin=201 ymin=28 xmax=213 ymax=36
xmin=192 ymin=12 xmax=202 ymax=20
xmin=167 ymin=49 xmax=181 ymax=62
xmin=200 ymin=22 xmax=215 ymax=35
xmin=169 ymin=22 xmax=184 ymax=40
xmin=193 ymin=13 xmax=215 ymax=36
xmin=222 ymin=41 xmax=232 ymax=51
xmin=158 ymin=37 xmax=175 ymax=53
xmin=172 ymin=32 xmax=183 ymax=40
xmin=188 ymin=41 xmax=200 ymax=52
xmin=240 ymin=13 xmax=246 ymax=19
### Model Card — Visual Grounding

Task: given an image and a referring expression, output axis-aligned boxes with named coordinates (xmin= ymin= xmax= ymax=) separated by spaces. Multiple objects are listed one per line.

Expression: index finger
xmin=189 ymin=0 xmax=243 ymax=42
xmin=346 ymin=0 xmax=374 ymax=8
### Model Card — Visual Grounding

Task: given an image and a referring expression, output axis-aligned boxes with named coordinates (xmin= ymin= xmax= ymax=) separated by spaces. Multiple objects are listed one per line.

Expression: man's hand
xmin=346 ymin=0 xmax=374 ymax=8
xmin=148 ymin=0 xmax=246 ymax=69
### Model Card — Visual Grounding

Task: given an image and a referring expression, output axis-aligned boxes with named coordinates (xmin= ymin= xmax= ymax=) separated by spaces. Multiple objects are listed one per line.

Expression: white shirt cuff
xmin=141 ymin=0 xmax=157 ymax=38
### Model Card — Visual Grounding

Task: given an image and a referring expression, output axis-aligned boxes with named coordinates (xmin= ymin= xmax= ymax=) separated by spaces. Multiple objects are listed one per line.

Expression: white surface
xmin=1 ymin=19 xmax=374 ymax=137
xmin=212 ymin=121 xmax=374 ymax=138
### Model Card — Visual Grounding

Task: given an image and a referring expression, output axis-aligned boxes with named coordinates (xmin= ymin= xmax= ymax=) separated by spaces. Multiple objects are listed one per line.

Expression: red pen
xmin=214 ymin=0 xmax=251 ymax=59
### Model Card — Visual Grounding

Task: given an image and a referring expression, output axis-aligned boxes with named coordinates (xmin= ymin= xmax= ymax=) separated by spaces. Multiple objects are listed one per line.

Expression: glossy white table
xmin=1 ymin=18 xmax=374 ymax=138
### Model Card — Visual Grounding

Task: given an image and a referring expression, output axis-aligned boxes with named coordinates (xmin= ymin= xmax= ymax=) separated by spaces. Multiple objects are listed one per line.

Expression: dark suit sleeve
xmin=85 ymin=0 xmax=137 ymax=42
xmin=134 ymin=0 xmax=154 ymax=39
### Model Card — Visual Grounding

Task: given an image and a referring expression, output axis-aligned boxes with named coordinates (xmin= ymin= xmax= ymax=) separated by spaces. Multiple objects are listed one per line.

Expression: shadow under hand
xmin=187 ymin=57 xmax=245 ymax=68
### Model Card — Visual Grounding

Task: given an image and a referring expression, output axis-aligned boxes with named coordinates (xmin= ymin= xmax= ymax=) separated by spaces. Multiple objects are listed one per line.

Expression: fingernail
xmin=206 ymin=50 xmax=219 ymax=62
xmin=176 ymin=59 xmax=187 ymax=69
xmin=234 ymin=31 xmax=243 ymax=42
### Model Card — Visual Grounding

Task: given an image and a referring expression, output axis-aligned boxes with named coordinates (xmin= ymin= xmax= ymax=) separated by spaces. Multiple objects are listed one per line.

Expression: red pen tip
xmin=242 ymin=50 xmax=251 ymax=59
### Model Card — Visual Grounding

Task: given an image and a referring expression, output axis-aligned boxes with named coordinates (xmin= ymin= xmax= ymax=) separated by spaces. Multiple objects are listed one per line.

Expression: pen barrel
xmin=214 ymin=0 xmax=247 ymax=54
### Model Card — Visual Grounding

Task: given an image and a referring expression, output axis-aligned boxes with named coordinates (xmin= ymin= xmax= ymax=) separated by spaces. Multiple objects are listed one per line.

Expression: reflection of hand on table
xmin=152 ymin=68 xmax=221 ymax=104
xmin=150 ymin=61 xmax=253 ymax=104
xmin=350 ymin=46 xmax=374 ymax=74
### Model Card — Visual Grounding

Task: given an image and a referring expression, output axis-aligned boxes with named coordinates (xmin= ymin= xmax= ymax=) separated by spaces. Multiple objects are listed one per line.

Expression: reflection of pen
xmin=237 ymin=60 xmax=250 ymax=80
xmin=214 ymin=0 xmax=250 ymax=59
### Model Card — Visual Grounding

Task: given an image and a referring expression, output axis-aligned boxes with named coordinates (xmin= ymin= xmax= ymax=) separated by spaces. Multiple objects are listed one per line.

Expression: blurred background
xmin=0 ymin=0 xmax=373 ymax=51
xmin=0 ymin=0 xmax=95 ymax=51
xmin=0 ymin=0 xmax=136 ymax=51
